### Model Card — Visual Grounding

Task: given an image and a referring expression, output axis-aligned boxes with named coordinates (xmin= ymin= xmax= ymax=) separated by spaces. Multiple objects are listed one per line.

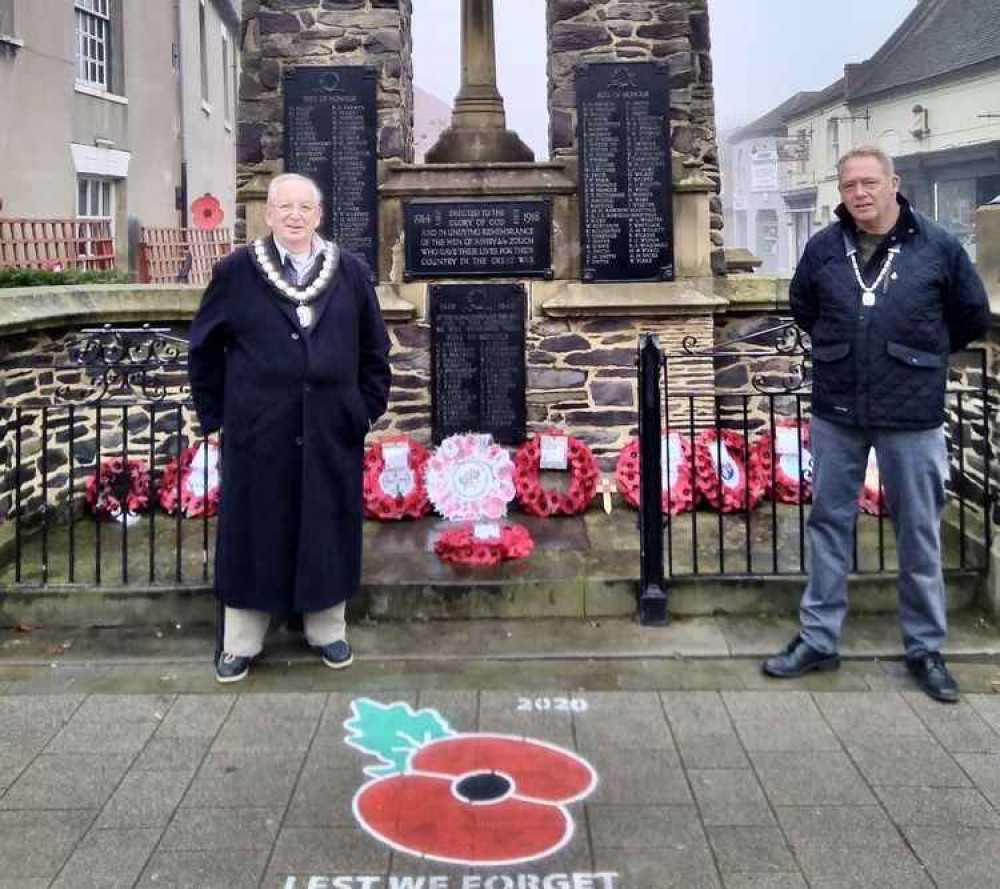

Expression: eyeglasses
xmin=270 ymin=202 xmax=319 ymax=215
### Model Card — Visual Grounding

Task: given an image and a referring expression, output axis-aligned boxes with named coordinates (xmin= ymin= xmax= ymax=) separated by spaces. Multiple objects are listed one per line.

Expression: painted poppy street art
xmin=344 ymin=699 xmax=598 ymax=867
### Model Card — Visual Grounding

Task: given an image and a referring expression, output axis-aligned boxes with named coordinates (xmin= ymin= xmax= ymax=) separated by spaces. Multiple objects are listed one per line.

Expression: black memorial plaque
xmin=577 ymin=62 xmax=674 ymax=282
xmin=283 ymin=66 xmax=379 ymax=277
xmin=430 ymin=283 xmax=527 ymax=445
xmin=405 ymin=200 xmax=552 ymax=279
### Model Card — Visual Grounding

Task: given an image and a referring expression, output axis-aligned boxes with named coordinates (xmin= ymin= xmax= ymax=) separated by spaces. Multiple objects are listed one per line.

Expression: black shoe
xmin=906 ymin=652 xmax=959 ymax=703
xmin=317 ymin=639 xmax=354 ymax=670
xmin=762 ymin=635 xmax=841 ymax=678
xmin=215 ymin=652 xmax=252 ymax=684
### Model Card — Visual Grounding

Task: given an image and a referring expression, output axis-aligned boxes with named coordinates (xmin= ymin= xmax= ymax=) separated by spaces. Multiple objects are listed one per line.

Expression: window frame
xmin=198 ymin=0 xmax=210 ymax=110
xmin=75 ymin=0 xmax=112 ymax=91
xmin=221 ymin=24 xmax=232 ymax=128
xmin=0 ymin=0 xmax=17 ymax=39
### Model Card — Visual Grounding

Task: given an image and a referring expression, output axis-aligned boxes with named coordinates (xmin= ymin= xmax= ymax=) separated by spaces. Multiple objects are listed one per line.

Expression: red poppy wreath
xmin=694 ymin=428 xmax=768 ymax=513
xmin=753 ymin=419 xmax=813 ymax=504
xmin=433 ymin=522 xmax=534 ymax=566
xmin=362 ymin=436 xmax=431 ymax=521
xmin=513 ymin=432 xmax=599 ymax=517
xmin=85 ymin=457 xmax=150 ymax=521
xmin=615 ymin=430 xmax=696 ymax=515
xmin=157 ymin=441 xmax=222 ymax=518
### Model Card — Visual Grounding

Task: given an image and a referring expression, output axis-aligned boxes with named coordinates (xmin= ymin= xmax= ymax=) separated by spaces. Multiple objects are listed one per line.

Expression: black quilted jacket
xmin=789 ymin=196 xmax=991 ymax=430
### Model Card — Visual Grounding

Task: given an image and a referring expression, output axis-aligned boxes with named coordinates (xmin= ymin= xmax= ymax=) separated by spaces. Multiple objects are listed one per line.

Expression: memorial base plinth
xmin=424 ymin=126 xmax=535 ymax=164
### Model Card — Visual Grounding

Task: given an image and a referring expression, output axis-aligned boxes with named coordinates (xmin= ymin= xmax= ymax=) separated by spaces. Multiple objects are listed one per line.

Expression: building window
xmin=222 ymin=30 xmax=232 ymax=125
xmin=0 ymin=0 xmax=16 ymax=37
xmin=827 ymin=119 xmax=840 ymax=168
xmin=755 ymin=209 xmax=779 ymax=257
xmin=75 ymin=0 xmax=111 ymax=89
xmin=199 ymin=0 xmax=209 ymax=106
xmin=77 ymin=176 xmax=114 ymax=256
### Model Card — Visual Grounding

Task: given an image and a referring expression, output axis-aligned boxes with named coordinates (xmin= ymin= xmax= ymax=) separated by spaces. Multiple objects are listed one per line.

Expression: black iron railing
xmin=636 ymin=322 xmax=994 ymax=624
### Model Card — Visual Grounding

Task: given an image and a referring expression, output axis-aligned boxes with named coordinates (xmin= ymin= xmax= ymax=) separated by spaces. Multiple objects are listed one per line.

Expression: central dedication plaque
xmin=405 ymin=199 xmax=552 ymax=279
xmin=577 ymin=62 xmax=674 ymax=282
xmin=430 ymin=283 xmax=527 ymax=445
xmin=283 ymin=66 xmax=378 ymax=276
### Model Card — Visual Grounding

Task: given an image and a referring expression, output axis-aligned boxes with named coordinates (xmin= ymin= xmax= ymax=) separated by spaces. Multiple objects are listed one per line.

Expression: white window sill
xmin=0 ymin=34 xmax=24 ymax=48
xmin=75 ymin=83 xmax=128 ymax=105
xmin=201 ymin=100 xmax=212 ymax=116
xmin=224 ymin=120 xmax=232 ymax=133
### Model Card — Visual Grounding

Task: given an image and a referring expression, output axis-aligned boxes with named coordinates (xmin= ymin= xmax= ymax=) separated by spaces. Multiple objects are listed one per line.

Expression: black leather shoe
xmin=317 ymin=639 xmax=354 ymax=670
xmin=215 ymin=652 xmax=252 ymax=684
xmin=907 ymin=652 xmax=959 ymax=703
xmin=762 ymin=635 xmax=840 ymax=678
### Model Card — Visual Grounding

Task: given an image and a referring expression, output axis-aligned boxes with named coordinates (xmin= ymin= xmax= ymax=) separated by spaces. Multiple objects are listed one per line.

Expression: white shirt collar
xmin=273 ymin=234 xmax=324 ymax=273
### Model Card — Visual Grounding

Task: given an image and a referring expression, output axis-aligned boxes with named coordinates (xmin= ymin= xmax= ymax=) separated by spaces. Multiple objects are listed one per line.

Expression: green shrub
xmin=0 ymin=267 xmax=130 ymax=289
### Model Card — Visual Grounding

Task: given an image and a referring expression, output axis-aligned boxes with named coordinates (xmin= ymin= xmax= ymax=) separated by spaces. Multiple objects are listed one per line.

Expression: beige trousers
xmin=223 ymin=602 xmax=347 ymax=657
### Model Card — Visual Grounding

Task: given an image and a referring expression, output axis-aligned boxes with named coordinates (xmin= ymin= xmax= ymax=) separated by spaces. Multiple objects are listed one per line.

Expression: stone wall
xmin=375 ymin=312 xmax=714 ymax=471
xmin=237 ymin=0 xmax=414 ymax=238
xmin=545 ymin=0 xmax=723 ymax=272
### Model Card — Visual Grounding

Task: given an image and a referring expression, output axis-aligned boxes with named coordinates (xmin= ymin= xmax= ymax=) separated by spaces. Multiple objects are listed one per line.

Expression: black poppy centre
xmin=454 ymin=771 xmax=512 ymax=803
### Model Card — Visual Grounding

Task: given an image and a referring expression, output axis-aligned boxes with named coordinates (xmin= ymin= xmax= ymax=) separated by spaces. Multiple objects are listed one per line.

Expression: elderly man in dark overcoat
xmin=189 ymin=172 xmax=391 ymax=683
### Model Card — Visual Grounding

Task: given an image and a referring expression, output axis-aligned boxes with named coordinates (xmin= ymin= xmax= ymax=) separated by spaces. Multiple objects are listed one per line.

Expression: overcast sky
xmin=411 ymin=0 xmax=918 ymax=157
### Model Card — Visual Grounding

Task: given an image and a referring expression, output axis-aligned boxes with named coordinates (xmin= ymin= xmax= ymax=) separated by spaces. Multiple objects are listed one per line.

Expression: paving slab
xmin=722 ymin=692 xmax=841 ymax=752
xmin=873 ymin=785 xmax=1000 ymax=828
xmin=180 ymin=748 xmax=304 ymax=809
xmin=748 ymin=749 xmax=876 ymax=806
xmin=95 ymin=768 xmax=192 ymax=829
xmin=902 ymin=825 xmax=1000 ymax=889
xmin=721 ymin=876 xmax=808 ymax=889
xmin=953 ymin=752 xmax=1000 ymax=806
xmin=135 ymin=849 xmax=270 ymax=889
xmin=49 ymin=827 xmax=160 ymax=889
xmin=0 ymin=809 xmax=94 ymax=879
xmin=688 ymin=769 xmax=775 ymax=826
xmin=706 ymin=826 xmax=797 ymax=875
xmin=159 ymin=805 xmax=282 ymax=851
xmin=775 ymin=805 xmax=935 ymax=888
xmin=845 ymin=736 xmax=973 ymax=787
xmin=0 ymin=752 xmax=132 ymax=809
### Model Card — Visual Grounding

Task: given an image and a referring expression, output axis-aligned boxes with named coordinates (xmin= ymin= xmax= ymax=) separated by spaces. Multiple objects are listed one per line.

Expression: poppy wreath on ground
xmin=85 ymin=457 xmax=151 ymax=521
xmin=614 ymin=430 xmax=696 ymax=515
xmin=694 ymin=428 xmax=768 ymax=513
xmin=433 ymin=522 xmax=534 ymax=567
xmin=425 ymin=432 xmax=516 ymax=522
xmin=157 ymin=441 xmax=222 ymax=518
xmin=859 ymin=450 xmax=889 ymax=516
xmin=753 ymin=419 xmax=814 ymax=504
xmin=512 ymin=432 xmax=599 ymax=517
xmin=345 ymin=698 xmax=597 ymax=866
xmin=362 ymin=436 xmax=431 ymax=520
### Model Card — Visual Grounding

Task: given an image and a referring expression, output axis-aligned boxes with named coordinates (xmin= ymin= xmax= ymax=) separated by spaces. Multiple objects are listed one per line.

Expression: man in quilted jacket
xmin=762 ymin=146 xmax=991 ymax=702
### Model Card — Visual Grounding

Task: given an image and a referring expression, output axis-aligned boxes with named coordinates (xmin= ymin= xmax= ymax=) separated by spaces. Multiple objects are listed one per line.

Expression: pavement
xmin=1 ymin=616 xmax=999 ymax=889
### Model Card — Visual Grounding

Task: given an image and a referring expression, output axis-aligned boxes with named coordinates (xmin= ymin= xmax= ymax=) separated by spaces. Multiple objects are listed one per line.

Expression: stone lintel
xmin=0 ymin=285 xmax=204 ymax=336
xmin=0 ymin=282 xmax=415 ymax=335
xmin=536 ymin=280 xmax=727 ymax=318
xmin=380 ymin=161 xmax=577 ymax=197
xmin=713 ymin=275 xmax=791 ymax=313
xmin=374 ymin=284 xmax=419 ymax=320
xmin=672 ymin=173 xmax=715 ymax=192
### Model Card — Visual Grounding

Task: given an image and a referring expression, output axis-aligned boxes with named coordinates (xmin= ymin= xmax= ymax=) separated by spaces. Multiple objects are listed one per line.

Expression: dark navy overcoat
xmin=188 ymin=241 xmax=391 ymax=613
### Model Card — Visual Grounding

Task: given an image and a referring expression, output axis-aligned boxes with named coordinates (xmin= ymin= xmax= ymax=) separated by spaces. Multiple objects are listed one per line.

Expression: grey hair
xmin=837 ymin=145 xmax=896 ymax=181
xmin=267 ymin=173 xmax=323 ymax=204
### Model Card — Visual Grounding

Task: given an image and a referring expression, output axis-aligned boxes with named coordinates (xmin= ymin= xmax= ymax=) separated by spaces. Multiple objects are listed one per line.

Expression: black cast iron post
xmin=638 ymin=334 xmax=668 ymax=625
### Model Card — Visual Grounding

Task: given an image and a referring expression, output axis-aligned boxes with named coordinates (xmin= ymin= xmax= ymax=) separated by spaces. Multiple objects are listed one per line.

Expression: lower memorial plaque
xmin=430 ymin=283 xmax=527 ymax=445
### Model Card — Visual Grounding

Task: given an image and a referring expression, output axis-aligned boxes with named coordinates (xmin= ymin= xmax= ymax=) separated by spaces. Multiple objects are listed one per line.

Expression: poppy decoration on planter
xmin=753 ymin=419 xmax=813 ymax=504
xmin=433 ymin=522 xmax=534 ymax=566
xmin=615 ymin=431 xmax=696 ymax=515
xmin=345 ymin=698 xmax=597 ymax=866
xmin=190 ymin=192 xmax=224 ymax=230
xmin=858 ymin=450 xmax=888 ymax=516
xmin=694 ymin=428 xmax=767 ymax=513
xmin=157 ymin=441 xmax=222 ymax=518
xmin=362 ymin=436 xmax=431 ymax=520
xmin=85 ymin=457 xmax=151 ymax=522
xmin=513 ymin=431 xmax=598 ymax=517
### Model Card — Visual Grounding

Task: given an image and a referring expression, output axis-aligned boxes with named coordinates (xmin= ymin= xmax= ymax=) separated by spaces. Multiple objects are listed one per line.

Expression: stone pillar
xmin=236 ymin=0 xmax=413 ymax=241
xmin=545 ymin=0 xmax=724 ymax=275
xmin=424 ymin=0 xmax=534 ymax=163
xmin=978 ymin=201 xmax=1000 ymax=311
